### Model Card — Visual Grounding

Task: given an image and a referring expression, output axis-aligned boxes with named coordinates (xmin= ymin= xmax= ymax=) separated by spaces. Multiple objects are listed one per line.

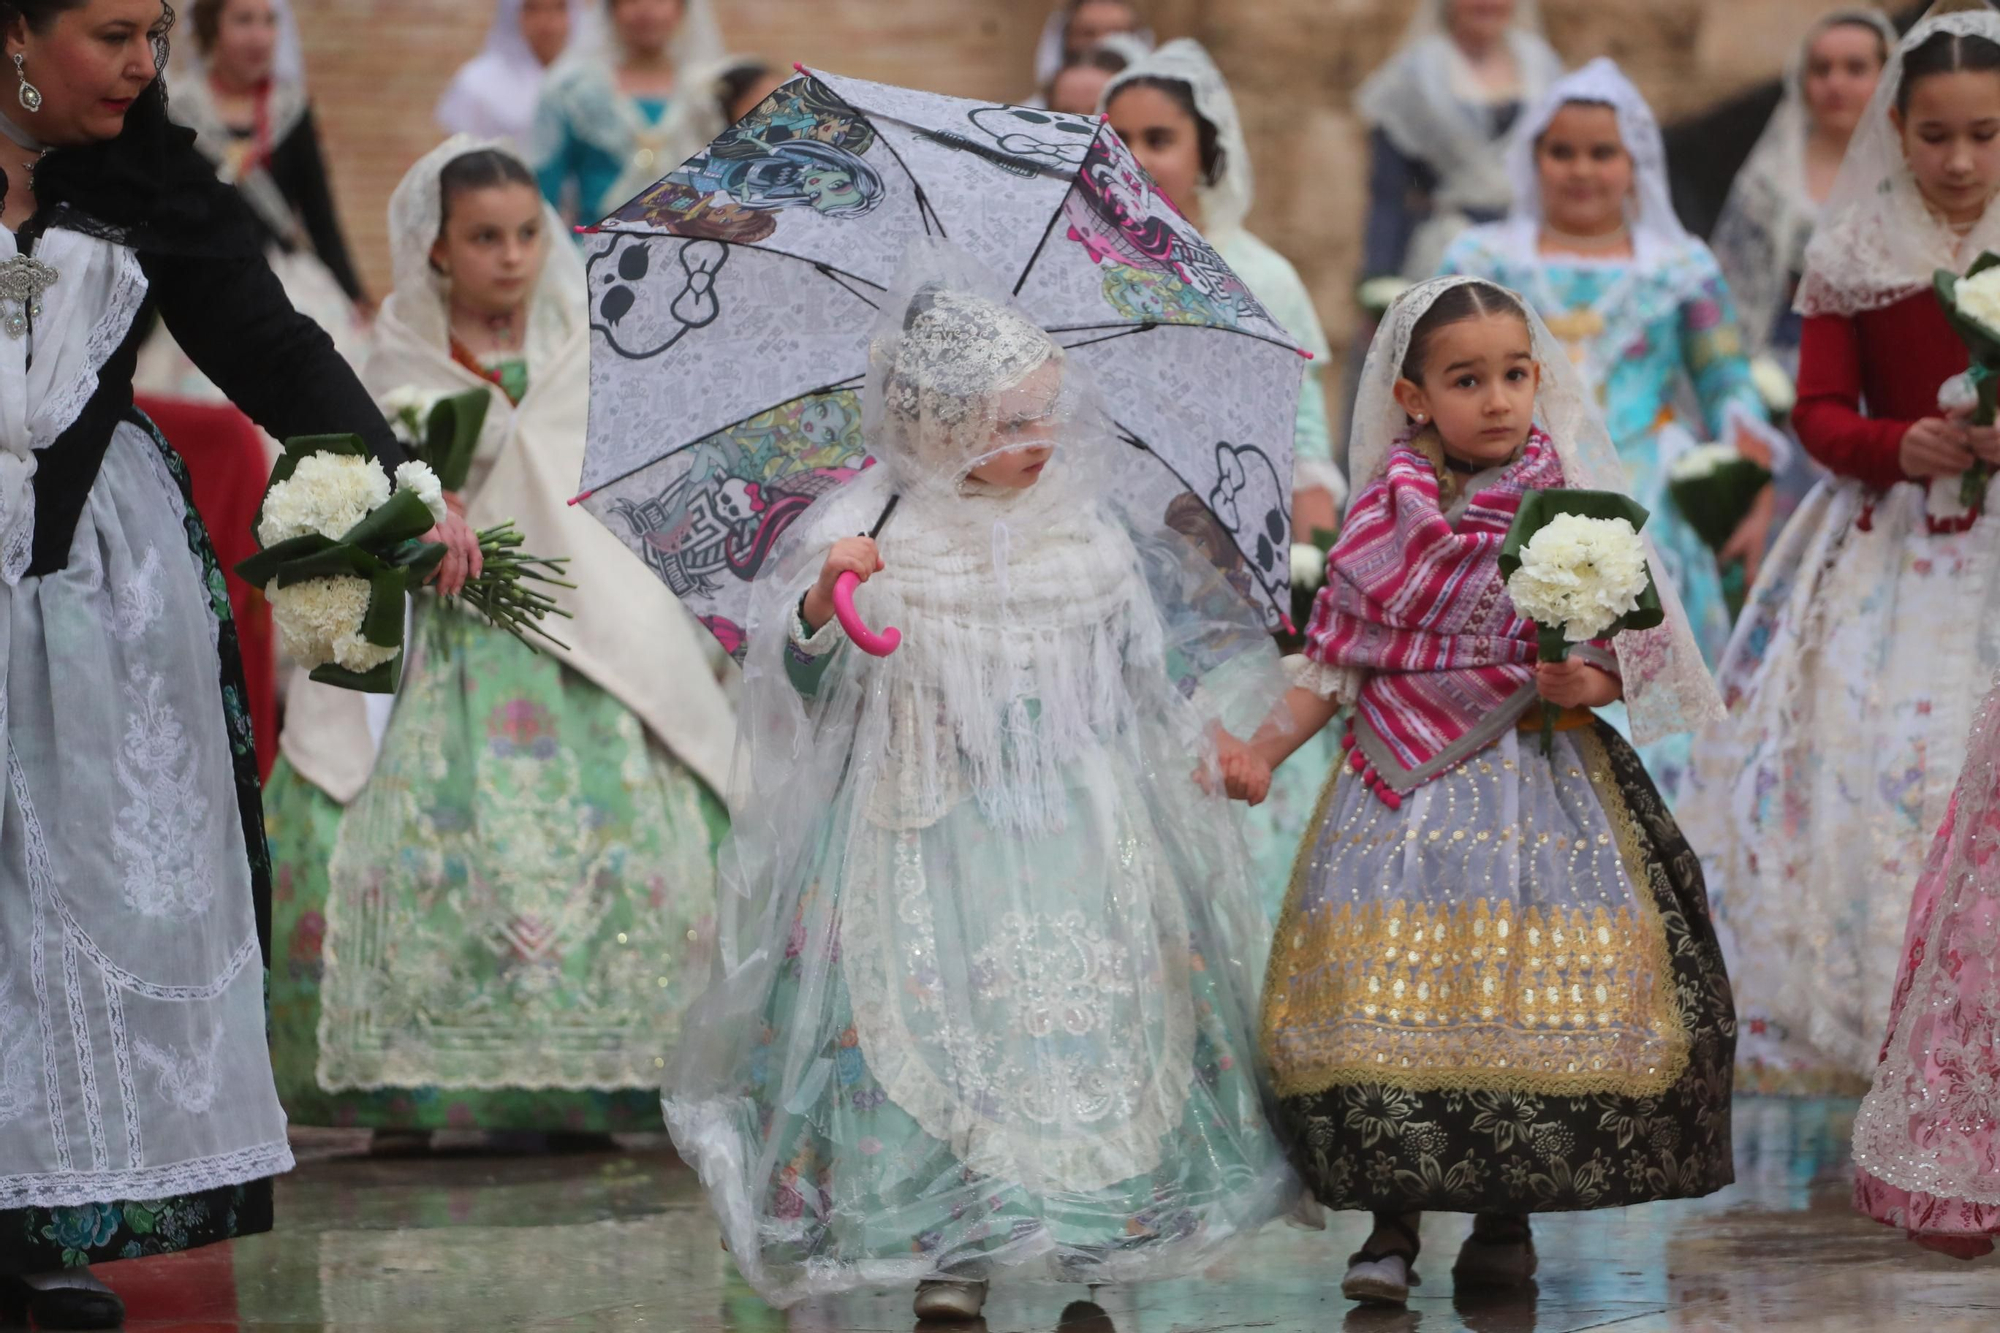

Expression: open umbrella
xmin=575 ymin=67 xmax=1311 ymax=658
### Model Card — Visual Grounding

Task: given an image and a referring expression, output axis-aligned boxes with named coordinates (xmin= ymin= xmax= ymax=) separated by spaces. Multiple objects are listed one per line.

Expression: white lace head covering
xmin=1100 ymin=39 xmax=1256 ymax=241
xmin=385 ymin=135 xmax=587 ymax=364
xmin=1500 ymin=57 xmax=1690 ymax=267
xmin=1356 ymin=0 xmax=1564 ymax=203
xmin=864 ymin=244 xmax=1078 ymax=501
xmin=1033 ymin=0 xmax=1154 ymax=87
xmin=172 ymin=0 xmax=306 ymax=85
xmin=468 ymin=0 xmax=593 ymax=80
xmin=1797 ymin=3 xmax=2000 ymax=318
xmin=1711 ymin=7 xmax=1897 ymax=352
xmin=1350 ymin=274 xmax=1724 ymax=743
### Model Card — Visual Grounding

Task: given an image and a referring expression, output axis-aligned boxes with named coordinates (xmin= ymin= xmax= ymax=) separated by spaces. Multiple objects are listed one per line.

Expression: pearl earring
xmin=14 ymin=53 xmax=41 ymax=114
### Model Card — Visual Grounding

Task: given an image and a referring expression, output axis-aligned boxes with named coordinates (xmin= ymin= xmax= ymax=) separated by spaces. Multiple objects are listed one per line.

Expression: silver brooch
xmin=0 ymin=254 xmax=59 ymax=339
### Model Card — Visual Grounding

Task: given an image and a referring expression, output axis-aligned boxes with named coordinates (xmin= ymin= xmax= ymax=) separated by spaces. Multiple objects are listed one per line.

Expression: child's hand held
xmin=1206 ymin=730 xmax=1273 ymax=805
xmin=804 ymin=537 xmax=884 ymax=632
xmin=1534 ymin=658 xmax=1621 ymax=709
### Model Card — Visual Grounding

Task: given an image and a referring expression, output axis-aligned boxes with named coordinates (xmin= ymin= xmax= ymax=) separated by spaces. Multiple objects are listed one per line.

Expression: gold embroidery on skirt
xmin=1260 ymin=730 xmax=1691 ymax=1098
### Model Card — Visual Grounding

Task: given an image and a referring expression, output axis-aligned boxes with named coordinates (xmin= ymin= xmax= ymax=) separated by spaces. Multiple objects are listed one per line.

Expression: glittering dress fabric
xmin=1264 ymin=720 xmax=1736 ymax=1214
xmin=1852 ymin=687 xmax=2000 ymax=1243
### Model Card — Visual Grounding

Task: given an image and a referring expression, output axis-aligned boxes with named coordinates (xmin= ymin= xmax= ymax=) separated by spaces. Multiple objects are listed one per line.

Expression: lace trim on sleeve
xmin=1285 ymin=653 xmax=1362 ymax=704
xmin=788 ymin=598 xmax=846 ymax=658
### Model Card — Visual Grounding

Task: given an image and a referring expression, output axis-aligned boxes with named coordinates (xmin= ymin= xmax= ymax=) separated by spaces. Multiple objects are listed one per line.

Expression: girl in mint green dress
xmin=665 ymin=251 xmax=1295 ymax=1319
xmin=265 ymin=138 xmax=735 ymax=1140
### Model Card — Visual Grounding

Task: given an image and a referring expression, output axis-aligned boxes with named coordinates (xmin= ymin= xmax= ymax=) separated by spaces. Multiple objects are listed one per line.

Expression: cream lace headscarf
xmin=1797 ymin=3 xmax=2000 ymax=317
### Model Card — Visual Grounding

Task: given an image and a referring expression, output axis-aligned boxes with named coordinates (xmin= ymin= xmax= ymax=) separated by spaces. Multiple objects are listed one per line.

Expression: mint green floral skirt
xmin=267 ymin=605 xmax=728 ymax=1132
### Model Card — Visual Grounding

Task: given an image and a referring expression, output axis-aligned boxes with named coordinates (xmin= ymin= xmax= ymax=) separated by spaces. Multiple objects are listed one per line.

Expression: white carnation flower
xmin=1748 ymin=354 xmax=1795 ymax=416
xmin=257 ymin=452 xmax=391 ymax=547
xmin=1940 ymin=370 xmax=1980 ymax=416
xmin=1958 ymin=268 xmax=2000 ymax=336
xmin=379 ymin=385 xmax=433 ymax=419
xmin=395 ymin=460 xmax=449 ymax=525
xmin=1505 ymin=513 xmax=1650 ymax=643
xmin=1666 ymin=442 xmax=1743 ymax=483
xmin=380 ymin=385 xmax=442 ymax=447
xmin=268 ymin=575 xmax=400 ymax=674
xmin=1290 ymin=541 xmax=1326 ymax=590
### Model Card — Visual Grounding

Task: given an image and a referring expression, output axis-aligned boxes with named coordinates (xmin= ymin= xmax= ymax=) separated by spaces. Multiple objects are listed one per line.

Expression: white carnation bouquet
xmin=1934 ymin=255 xmax=2000 ymax=515
xmin=238 ymin=433 xmax=571 ymax=692
xmin=1665 ymin=437 xmax=1773 ymax=554
xmin=1498 ymin=489 xmax=1663 ymax=754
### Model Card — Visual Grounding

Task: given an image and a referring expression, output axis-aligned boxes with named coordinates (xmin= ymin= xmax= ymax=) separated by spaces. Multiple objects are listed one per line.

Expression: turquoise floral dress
xmin=1441 ymin=231 xmax=1768 ymax=792
xmin=530 ymin=62 xmax=672 ymax=222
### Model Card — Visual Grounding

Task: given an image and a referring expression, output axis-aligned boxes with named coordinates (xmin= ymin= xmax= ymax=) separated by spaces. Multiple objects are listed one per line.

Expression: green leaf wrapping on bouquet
xmin=308 ymin=656 xmax=402 ymax=694
xmin=233 ymin=532 xmax=335 ymax=589
xmin=420 ymin=389 xmax=491 ymax=493
xmin=389 ymin=539 xmax=449 ymax=583
xmin=1667 ymin=457 xmax=1774 ymax=552
xmin=335 ymin=487 xmax=439 ymax=552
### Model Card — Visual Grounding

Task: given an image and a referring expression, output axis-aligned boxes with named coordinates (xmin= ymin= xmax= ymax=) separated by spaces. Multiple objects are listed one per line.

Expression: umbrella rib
xmin=580 ymin=380 xmax=867 ymax=498
xmin=1011 ymin=122 xmax=1108 ymax=296
xmin=1045 ymin=318 xmax=1311 ymax=358
xmin=815 ymin=77 xmax=950 ymax=240
xmin=816 ymin=264 xmax=882 ymax=309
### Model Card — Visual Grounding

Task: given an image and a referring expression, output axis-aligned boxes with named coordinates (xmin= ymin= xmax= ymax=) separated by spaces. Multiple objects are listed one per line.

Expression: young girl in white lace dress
xmin=663 ymin=247 xmax=1294 ymax=1322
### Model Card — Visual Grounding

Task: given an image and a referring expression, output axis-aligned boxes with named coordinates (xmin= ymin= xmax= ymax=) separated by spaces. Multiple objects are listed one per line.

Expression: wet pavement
xmin=75 ymin=1098 xmax=2000 ymax=1331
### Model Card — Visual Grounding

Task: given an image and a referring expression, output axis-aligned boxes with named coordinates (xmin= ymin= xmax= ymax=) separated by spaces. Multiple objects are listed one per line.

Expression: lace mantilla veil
xmin=1101 ymin=39 xmax=1257 ymax=243
xmin=1798 ymin=2 xmax=2000 ymax=317
xmin=384 ymin=135 xmax=586 ymax=362
xmin=1495 ymin=57 xmax=1692 ymax=268
xmin=1710 ymin=7 xmax=1900 ymax=353
xmin=1350 ymin=275 xmax=1724 ymax=745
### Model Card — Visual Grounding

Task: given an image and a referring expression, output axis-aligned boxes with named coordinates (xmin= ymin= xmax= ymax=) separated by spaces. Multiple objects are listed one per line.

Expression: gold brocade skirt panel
xmin=1261 ymin=723 xmax=1691 ymax=1100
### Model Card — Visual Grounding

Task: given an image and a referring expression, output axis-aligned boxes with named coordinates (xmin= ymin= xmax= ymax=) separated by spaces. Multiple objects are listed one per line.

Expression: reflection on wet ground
xmin=79 ymin=1098 xmax=2000 ymax=1331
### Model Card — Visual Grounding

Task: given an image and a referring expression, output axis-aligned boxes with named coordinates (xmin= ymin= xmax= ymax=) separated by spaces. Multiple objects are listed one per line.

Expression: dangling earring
xmin=13 ymin=54 xmax=40 ymax=114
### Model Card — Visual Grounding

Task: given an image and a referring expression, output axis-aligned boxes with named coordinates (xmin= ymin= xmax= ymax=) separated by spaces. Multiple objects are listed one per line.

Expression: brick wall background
xmin=290 ymin=0 xmax=1855 ymax=357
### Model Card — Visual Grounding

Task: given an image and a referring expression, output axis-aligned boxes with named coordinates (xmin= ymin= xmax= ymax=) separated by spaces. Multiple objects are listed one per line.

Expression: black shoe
xmin=0 ymin=1276 xmax=126 ymax=1330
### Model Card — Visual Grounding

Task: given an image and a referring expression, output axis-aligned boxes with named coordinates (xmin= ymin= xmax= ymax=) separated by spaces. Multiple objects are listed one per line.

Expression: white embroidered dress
xmin=0 ymin=225 xmax=293 ymax=1211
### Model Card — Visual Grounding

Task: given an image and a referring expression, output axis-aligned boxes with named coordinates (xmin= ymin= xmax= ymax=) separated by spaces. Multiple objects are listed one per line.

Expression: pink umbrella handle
xmin=833 ymin=571 xmax=901 ymax=656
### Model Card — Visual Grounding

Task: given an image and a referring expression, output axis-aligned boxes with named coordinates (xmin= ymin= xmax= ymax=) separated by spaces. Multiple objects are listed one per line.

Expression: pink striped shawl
xmin=1305 ymin=429 xmax=1578 ymax=797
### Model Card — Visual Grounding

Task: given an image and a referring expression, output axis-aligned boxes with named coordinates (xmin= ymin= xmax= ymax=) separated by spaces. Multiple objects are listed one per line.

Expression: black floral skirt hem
xmin=0 ymin=1184 xmax=273 ymax=1275
xmin=1276 ymin=722 xmax=1738 ymax=1215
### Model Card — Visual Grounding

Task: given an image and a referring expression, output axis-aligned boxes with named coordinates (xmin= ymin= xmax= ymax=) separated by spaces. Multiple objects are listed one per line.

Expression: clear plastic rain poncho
xmin=664 ymin=242 xmax=1297 ymax=1305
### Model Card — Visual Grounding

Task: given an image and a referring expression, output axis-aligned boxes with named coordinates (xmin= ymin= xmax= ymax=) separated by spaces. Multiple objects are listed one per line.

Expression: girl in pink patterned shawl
xmin=1224 ymin=277 xmax=1734 ymax=1311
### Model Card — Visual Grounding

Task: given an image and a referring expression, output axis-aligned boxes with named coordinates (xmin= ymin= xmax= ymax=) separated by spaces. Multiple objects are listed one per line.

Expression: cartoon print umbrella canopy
xmin=577 ymin=68 xmax=1310 ymax=658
